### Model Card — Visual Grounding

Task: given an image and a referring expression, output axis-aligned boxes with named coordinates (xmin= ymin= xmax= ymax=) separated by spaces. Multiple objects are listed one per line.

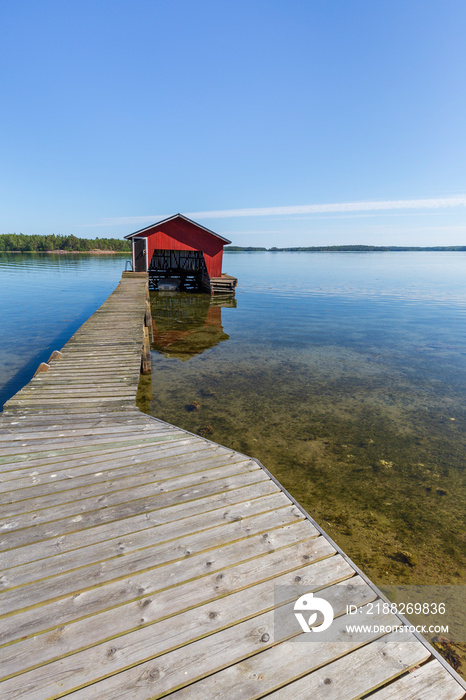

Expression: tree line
xmin=225 ymin=245 xmax=466 ymax=252
xmin=0 ymin=233 xmax=131 ymax=252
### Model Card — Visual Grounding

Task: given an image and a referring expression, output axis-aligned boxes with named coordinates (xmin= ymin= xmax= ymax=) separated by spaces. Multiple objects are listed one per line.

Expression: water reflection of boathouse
xmin=150 ymin=293 xmax=236 ymax=360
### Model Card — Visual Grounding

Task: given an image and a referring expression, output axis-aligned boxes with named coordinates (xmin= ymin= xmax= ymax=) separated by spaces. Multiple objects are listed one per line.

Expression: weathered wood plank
xmin=249 ymin=633 xmax=430 ymax=700
xmin=0 ymin=446 xmax=245 ymax=495
xmin=0 ymin=422 xmax=162 ymax=443
xmin=0 ymin=458 xmax=258 ymax=518
xmin=0 ymin=481 xmax=281 ymax=570
xmin=1 ymin=410 xmax=147 ymax=424
xmin=54 ymin=578 xmax=376 ymax=700
xmin=167 ymin=624 xmax=425 ymax=700
xmin=0 ymin=449 xmax=254 ymax=501
xmin=367 ymin=658 xmax=466 ymax=700
xmin=2 ymin=522 xmax=323 ymax=646
xmin=9 ymin=389 xmax=139 ymax=398
xmin=3 ymin=405 xmax=143 ymax=415
xmin=1 ymin=559 xmax=357 ymax=698
xmin=1 ymin=544 xmax=343 ymax=680
xmin=1 ymin=414 xmax=171 ymax=431
xmin=0 ymin=432 xmax=188 ymax=466
xmin=0 ymin=462 xmax=264 ymax=533
xmin=5 ymin=397 xmax=137 ymax=406
xmin=0 ymin=426 xmax=187 ymax=456
xmin=0 ymin=441 xmax=228 ymax=486
xmin=0 ymin=508 xmax=306 ymax=615
xmin=0 ymin=437 xmax=199 ymax=477
xmin=0 ymin=429 xmax=183 ymax=458
xmin=1 ymin=492 xmax=290 ymax=589
xmin=0 ymin=471 xmax=274 ymax=550
xmin=24 ymin=378 xmax=139 ymax=387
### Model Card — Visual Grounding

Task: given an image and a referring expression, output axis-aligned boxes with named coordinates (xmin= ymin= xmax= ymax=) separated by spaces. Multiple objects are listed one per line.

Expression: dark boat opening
xmin=148 ymin=249 xmax=209 ymax=292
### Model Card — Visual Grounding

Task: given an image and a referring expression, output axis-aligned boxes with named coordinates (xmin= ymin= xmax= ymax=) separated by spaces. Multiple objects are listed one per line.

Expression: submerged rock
xmin=395 ymin=549 xmax=418 ymax=567
xmin=200 ymin=388 xmax=217 ymax=398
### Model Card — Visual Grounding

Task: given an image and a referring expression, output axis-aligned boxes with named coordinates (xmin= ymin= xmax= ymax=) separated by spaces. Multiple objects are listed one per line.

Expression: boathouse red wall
xmin=134 ymin=217 xmax=225 ymax=278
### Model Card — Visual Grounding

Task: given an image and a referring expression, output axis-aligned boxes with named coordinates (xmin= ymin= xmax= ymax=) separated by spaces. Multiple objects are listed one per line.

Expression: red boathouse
xmin=125 ymin=214 xmax=237 ymax=293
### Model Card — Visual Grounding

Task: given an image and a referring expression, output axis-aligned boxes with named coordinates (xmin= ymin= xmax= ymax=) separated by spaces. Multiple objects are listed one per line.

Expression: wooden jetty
xmin=0 ymin=273 xmax=464 ymax=699
xmin=209 ymin=273 xmax=238 ymax=294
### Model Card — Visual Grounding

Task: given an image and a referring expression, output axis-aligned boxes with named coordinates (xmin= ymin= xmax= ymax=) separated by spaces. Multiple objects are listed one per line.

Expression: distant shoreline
xmin=225 ymin=246 xmax=466 ymax=252
xmin=2 ymin=250 xmax=129 ymax=255
xmin=0 ymin=234 xmax=131 ymax=254
xmin=2 ymin=246 xmax=465 ymax=254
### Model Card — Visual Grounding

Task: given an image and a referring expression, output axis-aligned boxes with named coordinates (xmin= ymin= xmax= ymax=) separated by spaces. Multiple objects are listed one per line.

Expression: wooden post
xmin=47 ymin=350 xmax=63 ymax=363
xmin=33 ymin=362 xmax=50 ymax=376
xmin=145 ymin=282 xmax=153 ymax=342
xmin=145 ymin=299 xmax=153 ymax=343
xmin=141 ymin=325 xmax=151 ymax=374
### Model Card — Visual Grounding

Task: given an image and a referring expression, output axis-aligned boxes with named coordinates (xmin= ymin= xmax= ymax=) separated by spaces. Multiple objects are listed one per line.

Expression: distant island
xmin=225 ymin=245 xmax=466 ymax=252
xmin=0 ymin=233 xmax=131 ymax=253
xmin=1 ymin=234 xmax=464 ymax=254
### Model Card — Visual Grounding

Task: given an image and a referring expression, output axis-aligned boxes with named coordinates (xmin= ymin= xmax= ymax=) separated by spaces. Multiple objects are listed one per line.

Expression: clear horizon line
xmin=87 ymin=195 xmax=466 ymax=227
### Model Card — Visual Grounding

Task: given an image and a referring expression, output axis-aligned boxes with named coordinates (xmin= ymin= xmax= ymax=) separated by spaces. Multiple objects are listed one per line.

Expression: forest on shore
xmin=225 ymin=245 xmax=466 ymax=251
xmin=1 ymin=234 xmax=464 ymax=254
xmin=0 ymin=233 xmax=131 ymax=252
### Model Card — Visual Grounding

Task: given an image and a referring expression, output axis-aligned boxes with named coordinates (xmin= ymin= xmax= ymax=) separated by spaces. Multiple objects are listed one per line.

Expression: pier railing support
xmin=141 ymin=325 xmax=151 ymax=374
xmin=145 ymin=299 xmax=153 ymax=343
xmin=141 ymin=280 xmax=152 ymax=374
xmin=33 ymin=362 xmax=50 ymax=376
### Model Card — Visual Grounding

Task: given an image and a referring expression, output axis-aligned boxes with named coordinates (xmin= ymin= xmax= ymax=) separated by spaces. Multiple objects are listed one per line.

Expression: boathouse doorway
xmin=148 ymin=249 xmax=209 ymax=291
xmin=133 ymin=237 xmax=147 ymax=272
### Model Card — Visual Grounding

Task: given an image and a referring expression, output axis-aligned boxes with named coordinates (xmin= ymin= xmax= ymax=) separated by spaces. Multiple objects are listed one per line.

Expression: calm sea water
xmin=0 ymin=253 xmax=131 ymax=408
xmin=1 ymin=252 xmax=465 ymax=592
xmin=143 ymin=251 xmax=466 ymax=591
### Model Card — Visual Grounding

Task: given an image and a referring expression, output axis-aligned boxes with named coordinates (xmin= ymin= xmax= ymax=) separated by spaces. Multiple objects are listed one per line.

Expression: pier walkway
xmin=0 ymin=274 xmax=464 ymax=699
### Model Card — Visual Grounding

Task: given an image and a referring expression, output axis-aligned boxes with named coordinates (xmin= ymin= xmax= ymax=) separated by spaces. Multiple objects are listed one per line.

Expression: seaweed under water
xmin=142 ymin=289 xmax=466 ymax=585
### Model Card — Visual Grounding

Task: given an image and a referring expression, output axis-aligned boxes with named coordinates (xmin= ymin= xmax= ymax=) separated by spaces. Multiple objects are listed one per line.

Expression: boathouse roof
xmin=124 ymin=213 xmax=232 ymax=245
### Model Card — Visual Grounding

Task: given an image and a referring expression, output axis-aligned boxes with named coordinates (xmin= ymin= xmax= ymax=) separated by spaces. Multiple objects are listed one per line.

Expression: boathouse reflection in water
xmin=150 ymin=292 xmax=235 ymax=360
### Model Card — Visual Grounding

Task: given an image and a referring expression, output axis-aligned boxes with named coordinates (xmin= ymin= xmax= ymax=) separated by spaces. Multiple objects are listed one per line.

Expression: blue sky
xmin=1 ymin=0 xmax=465 ymax=246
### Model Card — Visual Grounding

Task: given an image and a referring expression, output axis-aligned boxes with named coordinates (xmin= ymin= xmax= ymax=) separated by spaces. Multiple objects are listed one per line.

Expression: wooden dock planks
xmin=0 ymin=274 xmax=464 ymax=699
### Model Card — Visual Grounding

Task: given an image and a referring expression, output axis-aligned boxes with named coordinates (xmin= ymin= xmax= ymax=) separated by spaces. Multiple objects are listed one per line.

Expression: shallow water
xmin=1 ymin=251 xmax=465 ymax=587
xmin=2 ymin=250 xmax=466 ymax=669
xmin=140 ymin=252 xmax=466 ymax=592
